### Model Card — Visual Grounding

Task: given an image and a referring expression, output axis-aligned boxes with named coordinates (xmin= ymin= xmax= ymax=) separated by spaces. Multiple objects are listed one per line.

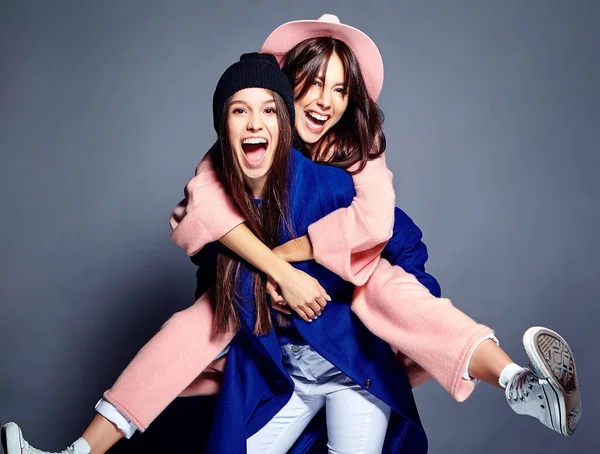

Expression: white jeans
xmin=247 ymin=344 xmax=391 ymax=454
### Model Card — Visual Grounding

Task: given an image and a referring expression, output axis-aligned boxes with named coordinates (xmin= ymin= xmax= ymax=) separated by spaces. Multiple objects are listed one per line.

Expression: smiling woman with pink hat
xmin=165 ymin=11 xmax=581 ymax=443
xmin=3 ymin=13 xmax=580 ymax=454
xmin=261 ymin=13 xmax=384 ymax=101
xmin=162 ymin=12 xmax=580 ymax=447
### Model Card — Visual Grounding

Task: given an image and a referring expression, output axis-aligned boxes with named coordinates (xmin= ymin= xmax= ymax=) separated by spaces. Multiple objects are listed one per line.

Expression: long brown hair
xmin=209 ymin=90 xmax=293 ymax=336
xmin=282 ymin=37 xmax=386 ymax=174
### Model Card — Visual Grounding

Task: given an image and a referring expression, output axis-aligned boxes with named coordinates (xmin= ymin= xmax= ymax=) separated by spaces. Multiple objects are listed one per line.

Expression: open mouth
xmin=241 ymin=137 xmax=269 ymax=167
xmin=304 ymin=111 xmax=330 ymax=133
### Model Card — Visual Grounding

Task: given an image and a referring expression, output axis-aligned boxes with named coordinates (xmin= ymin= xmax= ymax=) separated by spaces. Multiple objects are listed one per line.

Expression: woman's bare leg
xmin=468 ymin=339 xmax=513 ymax=388
xmin=80 ymin=415 xmax=124 ymax=454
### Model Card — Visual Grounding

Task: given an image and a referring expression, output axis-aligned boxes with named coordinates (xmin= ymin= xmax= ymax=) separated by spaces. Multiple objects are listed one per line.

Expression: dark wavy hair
xmin=209 ymin=90 xmax=293 ymax=336
xmin=282 ymin=37 xmax=386 ymax=173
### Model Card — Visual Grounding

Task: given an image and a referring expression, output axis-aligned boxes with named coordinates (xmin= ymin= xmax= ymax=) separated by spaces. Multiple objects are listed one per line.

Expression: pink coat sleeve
xmin=170 ymin=154 xmax=245 ymax=256
xmin=307 ymin=152 xmax=395 ymax=286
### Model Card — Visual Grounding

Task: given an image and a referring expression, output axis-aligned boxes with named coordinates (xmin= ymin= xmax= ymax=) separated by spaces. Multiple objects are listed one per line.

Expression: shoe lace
xmin=507 ymin=368 xmax=538 ymax=402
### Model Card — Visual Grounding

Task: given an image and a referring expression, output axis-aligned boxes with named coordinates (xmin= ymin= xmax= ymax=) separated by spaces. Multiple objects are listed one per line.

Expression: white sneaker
xmin=506 ymin=327 xmax=581 ymax=436
xmin=1 ymin=423 xmax=90 ymax=454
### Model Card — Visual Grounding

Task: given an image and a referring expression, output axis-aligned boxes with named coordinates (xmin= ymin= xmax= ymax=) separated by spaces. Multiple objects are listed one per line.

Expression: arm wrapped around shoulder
xmin=170 ymin=153 xmax=245 ymax=256
xmin=308 ymin=152 xmax=395 ymax=285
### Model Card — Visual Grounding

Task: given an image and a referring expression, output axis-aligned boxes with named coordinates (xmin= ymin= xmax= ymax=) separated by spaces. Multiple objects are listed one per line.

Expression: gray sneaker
xmin=506 ymin=327 xmax=581 ymax=436
xmin=1 ymin=423 xmax=90 ymax=454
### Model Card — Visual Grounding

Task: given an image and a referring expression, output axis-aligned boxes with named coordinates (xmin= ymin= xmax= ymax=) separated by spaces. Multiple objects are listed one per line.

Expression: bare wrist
xmin=272 ymin=245 xmax=287 ymax=261
xmin=269 ymin=257 xmax=293 ymax=284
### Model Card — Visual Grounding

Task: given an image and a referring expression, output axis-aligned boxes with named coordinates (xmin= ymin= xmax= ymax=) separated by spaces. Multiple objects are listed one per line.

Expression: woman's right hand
xmin=267 ymin=265 xmax=330 ymax=322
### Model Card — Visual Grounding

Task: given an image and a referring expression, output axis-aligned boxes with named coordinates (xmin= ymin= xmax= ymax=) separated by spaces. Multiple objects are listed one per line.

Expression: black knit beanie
xmin=212 ymin=53 xmax=295 ymax=133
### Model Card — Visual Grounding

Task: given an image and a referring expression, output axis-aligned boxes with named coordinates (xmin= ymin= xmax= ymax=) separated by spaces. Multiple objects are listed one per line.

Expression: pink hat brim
xmin=260 ymin=18 xmax=384 ymax=101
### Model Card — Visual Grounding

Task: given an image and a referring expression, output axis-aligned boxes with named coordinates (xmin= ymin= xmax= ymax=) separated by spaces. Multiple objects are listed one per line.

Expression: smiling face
xmin=227 ymin=88 xmax=280 ymax=197
xmin=293 ymin=52 xmax=349 ymax=152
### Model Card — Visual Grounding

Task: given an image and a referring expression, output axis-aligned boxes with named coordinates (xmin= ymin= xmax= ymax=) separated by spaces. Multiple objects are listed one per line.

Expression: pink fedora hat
xmin=260 ymin=14 xmax=384 ymax=101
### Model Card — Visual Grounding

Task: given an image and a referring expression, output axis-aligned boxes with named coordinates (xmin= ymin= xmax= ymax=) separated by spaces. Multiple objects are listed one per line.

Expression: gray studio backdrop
xmin=1 ymin=1 xmax=598 ymax=453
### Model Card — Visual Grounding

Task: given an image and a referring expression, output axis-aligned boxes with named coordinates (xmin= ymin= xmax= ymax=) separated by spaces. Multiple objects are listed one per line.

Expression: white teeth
xmin=308 ymin=112 xmax=328 ymax=121
xmin=242 ymin=137 xmax=267 ymax=145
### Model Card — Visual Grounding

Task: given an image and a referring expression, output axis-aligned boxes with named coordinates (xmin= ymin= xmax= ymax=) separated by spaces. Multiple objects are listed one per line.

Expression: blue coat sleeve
xmin=381 ymin=208 xmax=442 ymax=297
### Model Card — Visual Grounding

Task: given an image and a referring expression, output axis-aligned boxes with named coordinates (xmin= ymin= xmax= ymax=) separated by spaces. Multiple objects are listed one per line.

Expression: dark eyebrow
xmin=230 ymin=98 xmax=276 ymax=107
xmin=315 ymin=74 xmax=345 ymax=87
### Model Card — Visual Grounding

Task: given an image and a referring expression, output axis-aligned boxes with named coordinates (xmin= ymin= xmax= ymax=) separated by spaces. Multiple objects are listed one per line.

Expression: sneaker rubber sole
xmin=1 ymin=422 xmax=23 ymax=454
xmin=523 ymin=326 xmax=581 ymax=436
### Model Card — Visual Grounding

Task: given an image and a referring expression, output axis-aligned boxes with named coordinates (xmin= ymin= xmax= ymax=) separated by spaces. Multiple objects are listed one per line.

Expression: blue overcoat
xmin=194 ymin=148 xmax=440 ymax=453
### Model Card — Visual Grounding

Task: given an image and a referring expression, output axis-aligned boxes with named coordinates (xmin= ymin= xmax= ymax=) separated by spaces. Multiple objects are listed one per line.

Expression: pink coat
xmin=104 ymin=151 xmax=492 ymax=431
xmin=169 ymin=151 xmax=492 ymax=397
